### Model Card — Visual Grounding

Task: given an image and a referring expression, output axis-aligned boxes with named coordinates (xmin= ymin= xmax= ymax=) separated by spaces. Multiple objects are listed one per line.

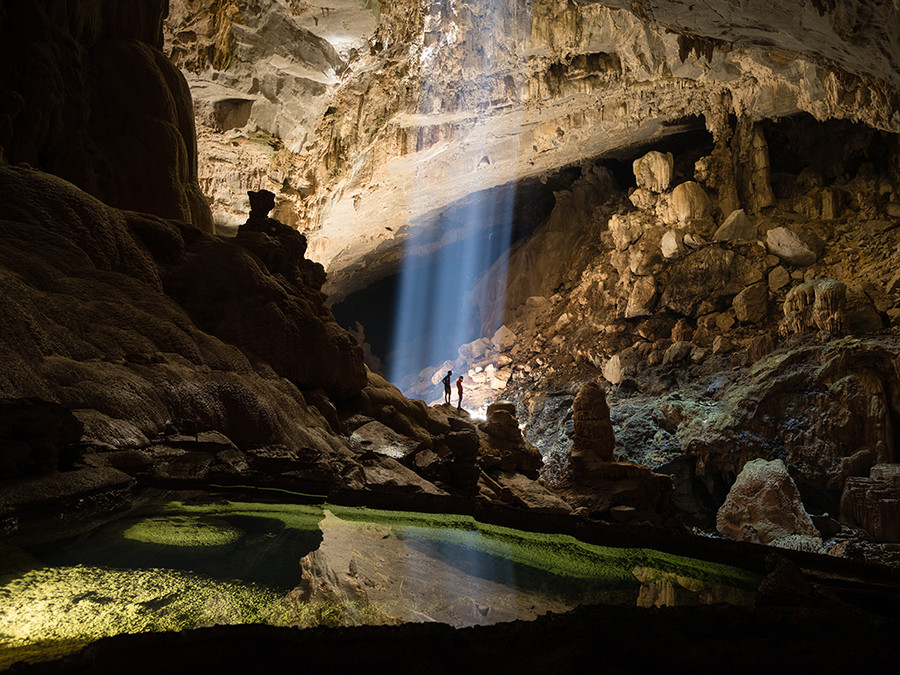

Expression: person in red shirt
xmin=456 ymin=375 xmax=464 ymax=409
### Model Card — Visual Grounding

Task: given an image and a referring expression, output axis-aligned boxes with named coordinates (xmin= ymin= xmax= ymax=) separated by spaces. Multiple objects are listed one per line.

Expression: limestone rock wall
xmin=157 ymin=1 xmax=900 ymax=295
xmin=0 ymin=0 xmax=212 ymax=231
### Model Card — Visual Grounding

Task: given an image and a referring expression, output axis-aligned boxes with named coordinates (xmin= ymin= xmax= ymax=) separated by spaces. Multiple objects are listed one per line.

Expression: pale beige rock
xmin=629 ymin=240 xmax=663 ymax=276
xmin=766 ymin=226 xmax=825 ymax=266
xmin=629 ymin=187 xmax=658 ymax=211
xmin=667 ymin=182 xmax=712 ymax=224
xmin=608 ymin=213 xmax=643 ymax=251
xmin=625 ymin=275 xmax=658 ymax=318
xmin=459 ymin=337 xmax=491 ymax=363
xmin=683 ymin=232 xmax=706 ymax=248
xmin=713 ymin=209 xmax=756 ymax=242
xmin=717 ymin=458 xmax=823 ymax=552
xmin=602 ymin=354 xmax=624 ymax=385
xmin=660 ymin=229 xmax=686 ymax=259
xmin=491 ymin=325 xmax=517 ymax=352
xmin=633 ymin=151 xmax=674 ymax=193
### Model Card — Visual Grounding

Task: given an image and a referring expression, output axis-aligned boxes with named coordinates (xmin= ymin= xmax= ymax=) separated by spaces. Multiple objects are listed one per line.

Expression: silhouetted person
xmin=442 ymin=370 xmax=452 ymax=404
xmin=456 ymin=375 xmax=464 ymax=409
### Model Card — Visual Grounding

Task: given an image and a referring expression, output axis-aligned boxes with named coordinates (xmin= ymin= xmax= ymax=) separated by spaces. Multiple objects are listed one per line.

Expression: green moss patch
xmin=0 ymin=565 xmax=281 ymax=669
xmin=123 ymin=516 xmax=242 ymax=547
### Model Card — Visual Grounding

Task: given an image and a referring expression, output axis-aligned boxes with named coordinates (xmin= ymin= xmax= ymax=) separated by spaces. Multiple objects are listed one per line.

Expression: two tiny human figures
xmin=440 ymin=370 xmax=465 ymax=409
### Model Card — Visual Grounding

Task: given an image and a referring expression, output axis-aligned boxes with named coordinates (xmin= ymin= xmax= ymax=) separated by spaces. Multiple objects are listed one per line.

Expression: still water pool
xmin=0 ymin=501 xmax=759 ymax=668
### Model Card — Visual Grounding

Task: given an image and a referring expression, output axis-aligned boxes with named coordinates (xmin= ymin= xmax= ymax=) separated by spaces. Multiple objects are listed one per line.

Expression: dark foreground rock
xmin=7 ymin=603 xmax=899 ymax=675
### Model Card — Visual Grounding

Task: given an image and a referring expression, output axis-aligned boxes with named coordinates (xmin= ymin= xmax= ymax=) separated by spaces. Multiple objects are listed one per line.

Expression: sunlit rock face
xmin=166 ymin=0 xmax=898 ymax=299
xmin=163 ymin=0 xmax=376 ymax=230
xmin=0 ymin=0 xmax=212 ymax=231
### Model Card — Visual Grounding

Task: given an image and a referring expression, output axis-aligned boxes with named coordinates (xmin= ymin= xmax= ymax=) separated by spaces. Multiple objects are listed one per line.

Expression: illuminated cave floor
xmin=0 ymin=501 xmax=760 ymax=669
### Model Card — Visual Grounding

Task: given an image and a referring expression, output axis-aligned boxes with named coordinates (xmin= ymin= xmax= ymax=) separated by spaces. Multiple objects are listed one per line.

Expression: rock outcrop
xmin=716 ymin=458 xmax=823 ymax=552
xmin=840 ymin=464 xmax=900 ymax=543
xmin=1 ymin=0 xmax=211 ymax=230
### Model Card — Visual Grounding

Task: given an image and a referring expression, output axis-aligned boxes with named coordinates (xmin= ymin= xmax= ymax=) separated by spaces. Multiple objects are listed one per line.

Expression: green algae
xmin=324 ymin=504 xmax=759 ymax=590
xmin=0 ymin=565 xmax=282 ymax=669
xmin=0 ymin=500 xmax=761 ymax=669
xmin=123 ymin=516 xmax=242 ymax=547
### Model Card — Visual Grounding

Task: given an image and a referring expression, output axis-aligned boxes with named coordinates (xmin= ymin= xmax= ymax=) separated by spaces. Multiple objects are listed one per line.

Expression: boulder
xmin=625 ymin=276 xmax=658 ymax=318
xmin=491 ymin=325 xmax=517 ymax=352
xmin=458 ymin=338 xmax=491 ymax=363
xmin=633 ymin=151 xmax=674 ymax=192
xmin=732 ymin=283 xmax=769 ymax=323
xmin=608 ymin=214 xmax=644 ymax=251
xmin=768 ymin=265 xmax=790 ymax=291
xmin=766 ymin=226 xmax=824 ymax=266
xmin=671 ymin=318 xmax=694 ymax=343
xmin=628 ymin=187 xmax=657 ymax=211
xmin=602 ymin=354 xmax=625 ymax=385
xmin=629 ymin=239 xmax=663 ymax=275
xmin=660 ymin=229 xmax=686 ymax=259
xmin=663 ymin=341 xmax=693 ymax=366
xmin=350 ymin=421 xmax=420 ymax=460
xmin=668 ymin=182 xmax=712 ymax=223
xmin=713 ymin=209 xmax=756 ymax=242
xmin=712 ymin=336 xmax=733 ymax=354
xmin=717 ymin=458 xmax=823 ymax=552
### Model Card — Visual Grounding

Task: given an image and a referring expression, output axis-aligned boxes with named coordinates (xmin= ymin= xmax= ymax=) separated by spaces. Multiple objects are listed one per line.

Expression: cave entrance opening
xmin=332 ymin=173 xmax=568 ymax=394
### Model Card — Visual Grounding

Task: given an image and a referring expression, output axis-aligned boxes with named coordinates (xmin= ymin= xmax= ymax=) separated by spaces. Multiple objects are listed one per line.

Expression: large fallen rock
xmin=717 ymin=458 xmax=823 ymax=552
xmin=766 ymin=226 xmax=824 ymax=266
xmin=633 ymin=151 xmax=674 ymax=193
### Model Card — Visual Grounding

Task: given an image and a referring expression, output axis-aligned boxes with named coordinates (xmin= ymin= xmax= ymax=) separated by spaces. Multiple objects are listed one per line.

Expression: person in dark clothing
xmin=441 ymin=370 xmax=452 ymax=404
xmin=456 ymin=375 xmax=464 ymax=410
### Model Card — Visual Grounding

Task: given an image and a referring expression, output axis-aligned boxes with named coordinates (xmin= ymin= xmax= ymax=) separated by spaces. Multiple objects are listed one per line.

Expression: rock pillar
xmin=568 ymin=380 xmax=615 ymax=473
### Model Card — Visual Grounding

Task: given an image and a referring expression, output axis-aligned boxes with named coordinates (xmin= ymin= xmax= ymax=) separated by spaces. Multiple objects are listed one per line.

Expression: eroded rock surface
xmin=717 ymin=459 xmax=823 ymax=552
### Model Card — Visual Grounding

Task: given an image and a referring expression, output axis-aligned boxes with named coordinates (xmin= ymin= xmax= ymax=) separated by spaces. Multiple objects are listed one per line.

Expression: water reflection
xmin=0 ymin=501 xmax=760 ymax=668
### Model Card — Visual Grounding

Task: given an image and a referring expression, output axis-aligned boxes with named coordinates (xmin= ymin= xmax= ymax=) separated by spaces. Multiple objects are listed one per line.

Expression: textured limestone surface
xmin=166 ymin=0 xmax=900 ymax=299
xmin=717 ymin=458 xmax=823 ymax=552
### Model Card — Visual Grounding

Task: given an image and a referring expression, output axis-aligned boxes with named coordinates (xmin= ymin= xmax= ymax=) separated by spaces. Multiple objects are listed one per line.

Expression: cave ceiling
xmin=165 ymin=0 xmax=900 ymax=301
